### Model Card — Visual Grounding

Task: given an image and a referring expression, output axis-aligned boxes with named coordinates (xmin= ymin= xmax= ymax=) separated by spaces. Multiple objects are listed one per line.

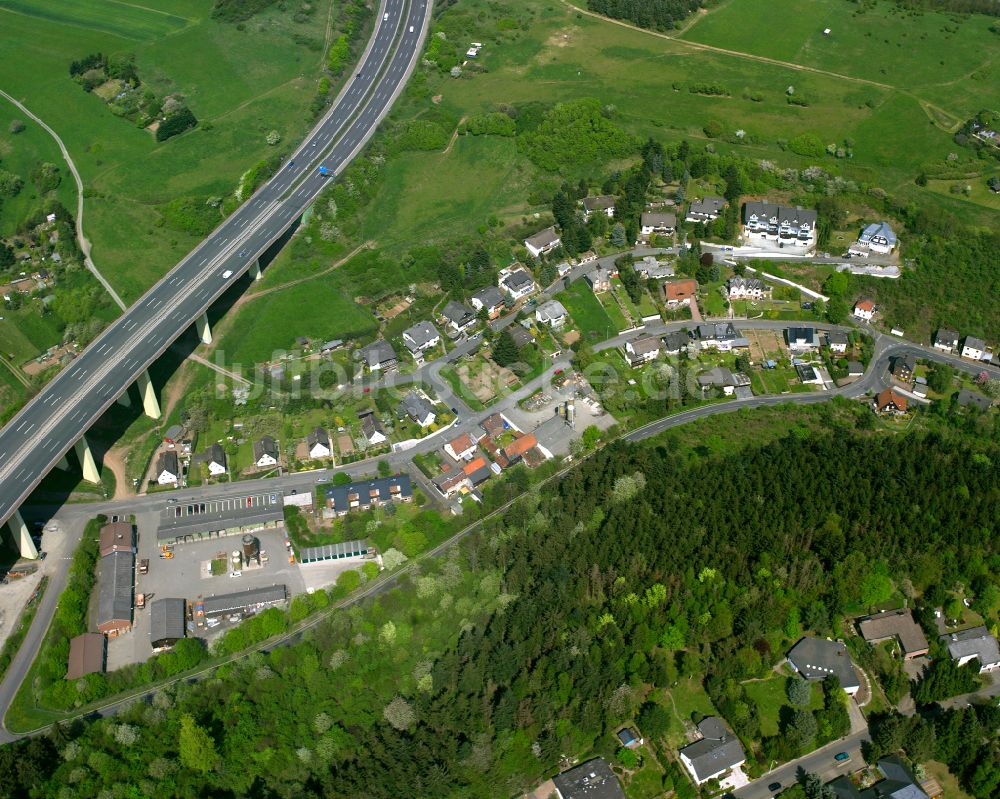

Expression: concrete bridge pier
xmin=55 ymin=454 xmax=70 ymax=470
xmin=196 ymin=312 xmax=212 ymax=345
xmin=137 ymin=369 xmax=161 ymax=420
xmin=250 ymin=259 xmax=262 ymax=281
xmin=4 ymin=509 xmax=38 ymax=560
xmin=117 ymin=387 xmax=132 ymax=408
xmin=74 ymin=437 xmax=102 ymax=485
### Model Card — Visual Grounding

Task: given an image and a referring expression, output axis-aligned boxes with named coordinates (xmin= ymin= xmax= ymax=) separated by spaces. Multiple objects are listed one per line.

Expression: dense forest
xmin=587 ymin=0 xmax=706 ymax=30
xmin=2 ymin=421 xmax=998 ymax=798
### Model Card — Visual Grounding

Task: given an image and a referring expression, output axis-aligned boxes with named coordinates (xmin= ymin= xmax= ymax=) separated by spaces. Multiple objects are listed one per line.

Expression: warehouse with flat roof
xmin=202 ymin=584 xmax=288 ymax=618
xmin=150 ymin=598 xmax=187 ymax=650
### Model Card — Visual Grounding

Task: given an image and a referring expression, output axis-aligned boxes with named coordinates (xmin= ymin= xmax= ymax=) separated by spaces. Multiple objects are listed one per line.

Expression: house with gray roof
xmin=640 ymin=211 xmax=676 ymax=236
xmin=662 ymin=330 xmax=690 ymax=355
xmin=726 ymin=276 xmax=771 ymax=300
xmin=155 ymin=450 xmax=179 ymax=485
xmin=524 ymin=226 xmax=561 ymax=258
xmin=787 ymin=326 xmax=820 ymax=351
xmin=960 ymin=336 xmax=991 ymax=361
xmin=858 ymin=609 xmax=929 ymax=659
xmin=535 ymin=299 xmax=568 ymax=328
xmin=581 ymin=195 xmax=616 ymax=218
xmin=253 ymin=435 xmax=279 ymax=469
xmin=624 ymin=335 xmax=661 ymax=367
xmin=697 ymin=322 xmax=749 ymax=352
xmin=500 ymin=268 xmax=537 ymax=301
xmin=679 ymin=717 xmax=746 ymax=785
xmin=400 ymin=391 xmax=437 ymax=428
xmin=830 ymin=756 xmax=930 ymax=799
xmin=849 ymin=221 xmax=897 ymax=256
xmin=686 ymin=196 xmax=726 ymax=223
xmin=942 ymin=626 xmax=1000 ymax=672
xmin=827 ymin=330 xmax=849 ymax=353
xmin=551 ymin=758 xmax=625 ymax=799
xmin=402 ymin=320 xmax=441 ymax=361
xmin=633 ymin=256 xmax=674 ymax=280
xmin=470 ymin=285 xmax=505 ymax=319
xmin=742 ymin=201 xmax=818 ymax=249
xmin=441 ymin=300 xmax=477 ymax=333
xmin=359 ymin=339 xmax=398 ymax=372
xmin=97 ymin=550 xmax=134 ymax=636
xmin=787 ymin=636 xmax=860 ymax=695
xmin=307 ymin=427 xmax=332 ymax=459
xmin=195 ymin=443 xmax=227 ymax=477
xmin=933 ymin=328 xmax=959 ymax=353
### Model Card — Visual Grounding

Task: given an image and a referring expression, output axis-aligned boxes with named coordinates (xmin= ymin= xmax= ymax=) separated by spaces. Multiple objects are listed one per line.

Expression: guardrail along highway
xmin=0 ymin=0 xmax=431 ymax=531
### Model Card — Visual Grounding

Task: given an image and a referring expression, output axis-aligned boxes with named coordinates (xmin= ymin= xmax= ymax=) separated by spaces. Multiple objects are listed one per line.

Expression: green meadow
xmin=0 ymin=0 xmax=334 ymax=301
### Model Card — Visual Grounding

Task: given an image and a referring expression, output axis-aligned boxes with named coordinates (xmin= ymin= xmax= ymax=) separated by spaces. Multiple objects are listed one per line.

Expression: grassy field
xmin=682 ymin=0 xmax=1000 ymax=116
xmin=0 ymin=0 xmax=335 ymax=301
xmin=558 ymin=279 xmax=615 ymax=341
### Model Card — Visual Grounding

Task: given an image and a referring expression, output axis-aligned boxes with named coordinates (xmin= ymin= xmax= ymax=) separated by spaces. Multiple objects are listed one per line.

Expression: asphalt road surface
xmin=0 ymin=0 xmax=431 ymax=530
xmin=734 ymin=734 xmax=868 ymax=799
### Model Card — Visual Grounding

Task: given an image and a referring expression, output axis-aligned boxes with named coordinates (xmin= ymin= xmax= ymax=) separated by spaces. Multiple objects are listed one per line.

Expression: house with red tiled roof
xmin=663 ymin=279 xmax=698 ymax=307
xmin=853 ymin=298 xmax=876 ymax=322
xmin=873 ymin=389 xmax=907 ymax=415
xmin=445 ymin=432 xmax=477 ymax=461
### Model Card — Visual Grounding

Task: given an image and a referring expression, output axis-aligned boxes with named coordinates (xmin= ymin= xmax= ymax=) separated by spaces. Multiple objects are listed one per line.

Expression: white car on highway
xmin=222 ymin=270 xmax=233 ymax=279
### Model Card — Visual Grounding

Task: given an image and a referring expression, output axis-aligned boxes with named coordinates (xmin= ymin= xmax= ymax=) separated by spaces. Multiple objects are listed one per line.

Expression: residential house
xmin=942 ymin=626 xmax=1000 ymax=672
xmin=197 ymin=443 xmax=227 ymax=477
xmin=873 ymin=389 xmax=908 ymax=416
xmin=913 ymin=378 xmax=928 ymax=398
xmin=891 ymin=354 xmax=915 ymax=382
xmin=480 ymin=412 xmax=508 ymax=438
xmin=847 ymin=361 xmax=864 ymax=377
xmin=640 ymin=211 xmax=676 ymax=236
xmin=827 ymin=330 xmax=849 ymax=354
xmin=663 ymin=278 xmax=698 ymax=307
xmin=829 ymin=756 xmax=931 ymax=799
xmin=434 ymin=467 xmax=471 ymax=498
xmin=400 ymin=391 xmax=437 ymax=428
xmin=320 ymin=339 xmax=343 ymax=354
xmin=500 ymin=268 xmax=537 ymax=301
xmin=359 ymin=339 xmax=398 ymax=372
xmin=956 ymin=389 xmax=992 ymax=412
xmin=742 ymin=201 xmax=817 ymax=248
xmin=358 ymin=410 xmax=387 ymax=445
xmin=933 ymin=329 xmax=959 ymax=353
xmin=858 ymin=609 xmax=929 ymax=659
xmin=787 ymin=636 xmax=861 ymax=695
xmin=686 ymin=196 xmax=726 ymax=223
xmin=584 ymin=265 xmax=611 ymax=293
xmin=632 ymin=256 xmax=674 ymax=280
xmin=325 ymin=474 xmax=413 ymax=516
xmin=253 ymin=435 xmax=279 ymax=469
xmin=624 ymin=336 xmax=661 ymax=367
xmin=726 ymin=276 xmax=772 ymax=301
xmin=795 ymin=364 xmax=824 ymax=385
xmin=524 ymin=226 xmax=561 ymax=258
xmin=402 ymin=320 xmax=441 ymax=361
xmin=698 ymin=366 xmax=738 ymax=395
xmin=551 ymin=758 xmax=626 ymax=799
xmin=470 ymin=286 xmax=505 ymax=319
xmin=581 ymin=195 xmax=616 ymax=219
xmin=849 ymin=221 xmax=897 ymax=257
xmin=444 ymin=432 xmax=477 ymax=461
xmin=535 ymin=299 xmax=568 ymax=328
xmin=502 ymin=432 xmax=547 ymax=467
xmin=616 ymin=728 xmax=643 ymax=750
xmin=556 ymin=261 xmax=573 ymax=278
xmin=697 ymin=323 xmax=748 ymax=352
xmin=441 ymin=300 xmax=477 ymax=334
xmin=463 ymin=456 xmax=491 ymax=487
xmin=155 ymin=450 xmax=179 ymax=486
xmin=66 ymin=633 xmax=105 ymax=680
xmin=307 ymin=427 xmax=332 ymax=459
xmin=961 ymin=336 xmax=990 ymax=361
xmin=508 ymin=324 xmax=535 ymax=349
xmin=99 ymin=522 xmax=135 ymax=558
xmin=97 ymin=550 xmax=134 ymax=636
xmin=150 ymin=598 xmax=187 ymax=650
xmin=853 ymin=299 xmax=876 ymax=322
xmin=787 ymin=327 xmax=820 ymax=351
xmin=662 ymin=330 xmax=690 ymax=355
xmin=679 ymin=717 xmax=747 ymax=786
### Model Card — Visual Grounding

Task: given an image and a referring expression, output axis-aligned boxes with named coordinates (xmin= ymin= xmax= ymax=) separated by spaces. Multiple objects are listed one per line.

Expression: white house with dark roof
xmin=623 ymin=336 xmax=661 ymax=367
xmin=787 ymin=327 xmax=820 ymax=351
xmin=155 ymin=450 xmax=179 ymax=486
xmin=535 ymin=299 xmax=568 ymax=328
xmin=359 ymin=339 xmax=398 ymax=372
xmin=942 ymin=627 xmax=1000 ymax=672
xmin=679 ymin=717 xmax=746 ymax=786
xmin=402 ymin=320 xmax=441 ymax=362
xmin=196 ymin=443 xmax=227 ymax=477
xmin=849 ymin=221 xmax=897 ymax=256
xmin=524 ymin=226 xmax=561 ymax=258
xmin=742 ymin=201 xmax=817 ymax=250
xmin=640 ymin=211 xmax=676 ymax=236
xmin=581 ymin=195 xmax=616 ymax=219
xmin=827 ymin=330 xmax=849 ymax=354
xmin=662 ymin=330 xmax=689 ymax=355
xmin=400 ymin=391 xmax=437 ymax=428
xmin=253 ymin=436 xmax=279 ymax=469
xmin=500 ymin=268 xmax=537 ymax=301
xmin=933 ymin=329 xmax=959 ymax=353
xmin=471 ymin=286 xmax=505 ymax=319
xmin=726 ymin=276 xmax=771 ymax=301
xmin=440 ymin=300 xmax=477 ymax=333
xmin=358 ymin=411 xmax=387 ymax=445
xmin=961 ymin=336 xmax=991 ymax=361
xmin=697 ymin=323 xmax=748 ymax=352
xmin=306 ymin=427 xmax=332 ymax=459
xmin=551 ymin=758 xmax=625 ymax=799
xmin=633 ymin=256 xmax=674 ymax=280
xmin=787 ymin=636 xmax=860 ymax=695
xmin=686 ymin=196 xmax=726 ymax=223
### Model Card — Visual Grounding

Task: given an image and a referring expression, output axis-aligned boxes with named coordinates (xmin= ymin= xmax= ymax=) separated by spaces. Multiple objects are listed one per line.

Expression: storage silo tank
xmin=242 ymin=534 xmax=261 ymax=565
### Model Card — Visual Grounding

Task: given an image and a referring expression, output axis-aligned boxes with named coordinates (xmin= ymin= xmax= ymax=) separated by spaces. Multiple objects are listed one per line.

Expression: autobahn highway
xmin=0 ymin=0 xmax=431 ymax=530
